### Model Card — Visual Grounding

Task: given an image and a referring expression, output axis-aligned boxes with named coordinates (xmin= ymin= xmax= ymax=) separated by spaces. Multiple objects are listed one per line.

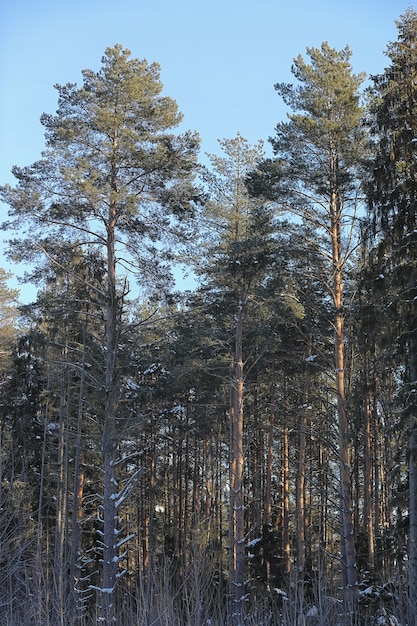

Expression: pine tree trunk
xmin=251 ymin=390 xmax=262 ymax=539
xmin=281 ymin=426 xmax=291 ymax=575
xmin=99 ymin=201 xmax=119 ymax=625
xmin=408 ymin=270 xmax=417 ymax=626
xmin=363 ymin=357 xmax=375 ymax=571
xmin=296 ymin=412 xmax=307 ymax=574
xmin=204 ymin=435 xmax=212 ymax=521
xmin=54 ymin=378 xmax=69 ymax=626
xmin=229 ymin=303 xmax=245 ymax=625
xmin=70 ymin=323 xmax=87 ymax=618
xmin=331 ymin=188 xmax=357 ymax=608
xmin=318 ymin=438 xmax=329 ymax=576
xmin=265 ymin=382 xmax=275 ymax=527
xmin=335 ymin=295 xmax=357 ymax=606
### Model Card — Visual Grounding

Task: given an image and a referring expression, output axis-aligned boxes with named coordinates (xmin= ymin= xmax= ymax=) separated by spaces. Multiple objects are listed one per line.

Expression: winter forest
xmin=0 ymin=7 xmax=417 ymax=626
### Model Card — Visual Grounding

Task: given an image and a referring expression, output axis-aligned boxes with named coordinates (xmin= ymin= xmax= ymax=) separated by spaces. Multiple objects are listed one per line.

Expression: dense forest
xmin=0 ymin=8 xmax=417 ymax=626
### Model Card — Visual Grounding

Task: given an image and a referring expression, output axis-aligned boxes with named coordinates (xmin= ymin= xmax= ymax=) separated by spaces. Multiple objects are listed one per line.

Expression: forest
xmin=0 ymin=7 xmax=416 ymax=626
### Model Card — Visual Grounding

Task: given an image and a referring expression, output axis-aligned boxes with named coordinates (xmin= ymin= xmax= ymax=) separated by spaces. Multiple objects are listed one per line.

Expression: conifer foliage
xmin=248 ymin=41 xmax=366 ymax=609
xmin=1 ymin=44 xmax=200 ymax=625
xmin=2 ymin=14 xmax=417 ymax=626
xmin=364 ymin=8 xmax=417 ymax=624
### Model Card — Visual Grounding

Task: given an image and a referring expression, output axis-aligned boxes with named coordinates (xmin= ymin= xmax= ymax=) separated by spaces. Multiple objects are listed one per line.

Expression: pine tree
xmin=248 ymin=42 xmax=366 ymax=608
xmin=196 ymin=134 xmax=277 ymax=623
xmin=0 ymin=269 xmax=20 ymax=374
xmin=0 ymin=44 xmax=200 ymax=625
xmin=0 ymin=269 xmax=20 ymax=564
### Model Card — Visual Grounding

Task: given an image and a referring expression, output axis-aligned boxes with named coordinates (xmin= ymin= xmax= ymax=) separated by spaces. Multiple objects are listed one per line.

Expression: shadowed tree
xmin=196 ymin=134 xmax=278 ymax=624
xmin=363 ymin=9 xmax=417 ymax=622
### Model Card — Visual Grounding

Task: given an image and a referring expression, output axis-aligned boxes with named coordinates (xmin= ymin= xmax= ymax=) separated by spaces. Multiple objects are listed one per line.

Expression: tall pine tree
xmin=248 ymin=42 xmax=366 ymax=607
xmin=197 ymin=134 xmax=276 ymax=624
xmin=0 ymin=45 xmax=200 ymax=625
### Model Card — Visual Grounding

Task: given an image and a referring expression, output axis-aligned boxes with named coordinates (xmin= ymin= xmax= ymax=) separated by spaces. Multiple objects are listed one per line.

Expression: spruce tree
xmin=364 ymin=9 xmax=417 ymax=621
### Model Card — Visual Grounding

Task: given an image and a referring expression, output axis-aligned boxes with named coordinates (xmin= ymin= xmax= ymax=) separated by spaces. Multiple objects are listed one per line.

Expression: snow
xmin=360 ymin=586 xmax=377 ymax=596
xmin=114 ymin=467 xmax=144 ymax=509
xmin=116 ymin=533 xmax=135 ymax=548
xmin=305 ymin=354 xmax=317 ymax=362
xmin=125 ymin=378 xmax=139 ymax=390
xmin=88 ymin=585 xmax=114 ymax=593
xmin=247 ymin=537 xmax=261 ymax=547
xmin=306 ymin=605 xmax=318 ymax=618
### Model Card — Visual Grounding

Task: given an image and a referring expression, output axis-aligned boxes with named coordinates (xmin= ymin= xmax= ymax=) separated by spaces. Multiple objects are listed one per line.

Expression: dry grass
xmin=0 ymin=544 xmax=406 ymax=626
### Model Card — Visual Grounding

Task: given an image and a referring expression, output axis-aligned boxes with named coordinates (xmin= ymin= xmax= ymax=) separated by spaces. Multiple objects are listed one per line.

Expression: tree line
xmin=0 ymin=8 xmax=416 ymax=626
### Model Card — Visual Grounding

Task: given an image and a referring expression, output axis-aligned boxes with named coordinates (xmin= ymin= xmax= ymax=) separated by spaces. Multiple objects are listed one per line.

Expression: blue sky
xmin=0 ymin=0 xmax=409 ymax=301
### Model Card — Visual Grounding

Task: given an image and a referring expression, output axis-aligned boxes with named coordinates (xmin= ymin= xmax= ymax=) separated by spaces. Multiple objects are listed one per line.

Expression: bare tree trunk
xmin=215 ymin=434 xmax=224 ymax=558
xmin=143 ymin=435 xmax=156 ymax=576
xmin=363 ymin=355 xmax=375 ymax=571
xmin=318 ymin=437 xmax=329 ymax=577
xmin=54 ymin=376 xmax=69 ymax=626
xmin=70 ymin=324 xmax=87 ymax=621
xmin=296 ymin=412 xmax=307 ymax=574
xmin=176 ymin=434 xmax=184 ymax=568
xmin=335 ymin=292 xmax=357 ymax=606
xmin=192 ymin=436 xmax=199 ymax=524
xmin=99 ymin=201 xmax=119 ymax=625
xmin=251 ymin=388 xmax=262 ymax=538
xmin=229 ymin=303 xmax=245 ymax=625
xmin=331 ymin=187 xmax=357 ymax=608
xmin=265 ymin=382 xmax=275 ymax=528
xmin=281 ymin=425 xmax=290 ymax=576
xmin=408 ymin=270 xmax=417 ymax=626
xmin=204 ymin=435 xmax=213 ymax=521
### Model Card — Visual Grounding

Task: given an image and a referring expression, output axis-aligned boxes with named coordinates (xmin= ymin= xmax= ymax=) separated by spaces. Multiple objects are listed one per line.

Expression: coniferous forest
xmin=1 ymin=8 xmax=417 ymax=626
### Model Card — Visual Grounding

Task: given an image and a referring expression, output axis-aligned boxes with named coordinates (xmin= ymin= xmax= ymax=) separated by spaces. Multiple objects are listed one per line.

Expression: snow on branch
xmin=111 ymin=467 xmax=144 ymax=509
xmin=116 ymin=532 xmax=136 ymax=549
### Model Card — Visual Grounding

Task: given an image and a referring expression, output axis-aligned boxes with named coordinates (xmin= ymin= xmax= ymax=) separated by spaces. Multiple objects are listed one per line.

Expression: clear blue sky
xmin=0 ymin=0 xmax=409 ymax=301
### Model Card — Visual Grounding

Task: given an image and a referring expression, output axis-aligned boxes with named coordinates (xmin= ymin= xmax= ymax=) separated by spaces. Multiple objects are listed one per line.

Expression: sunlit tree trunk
xmin=253 ymin=44 xmax=365 ymax=608
xmin=296 ymin=411 xmax=307 ymax=574
xmin=330 ymin=184 xmax=357 ymax=606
